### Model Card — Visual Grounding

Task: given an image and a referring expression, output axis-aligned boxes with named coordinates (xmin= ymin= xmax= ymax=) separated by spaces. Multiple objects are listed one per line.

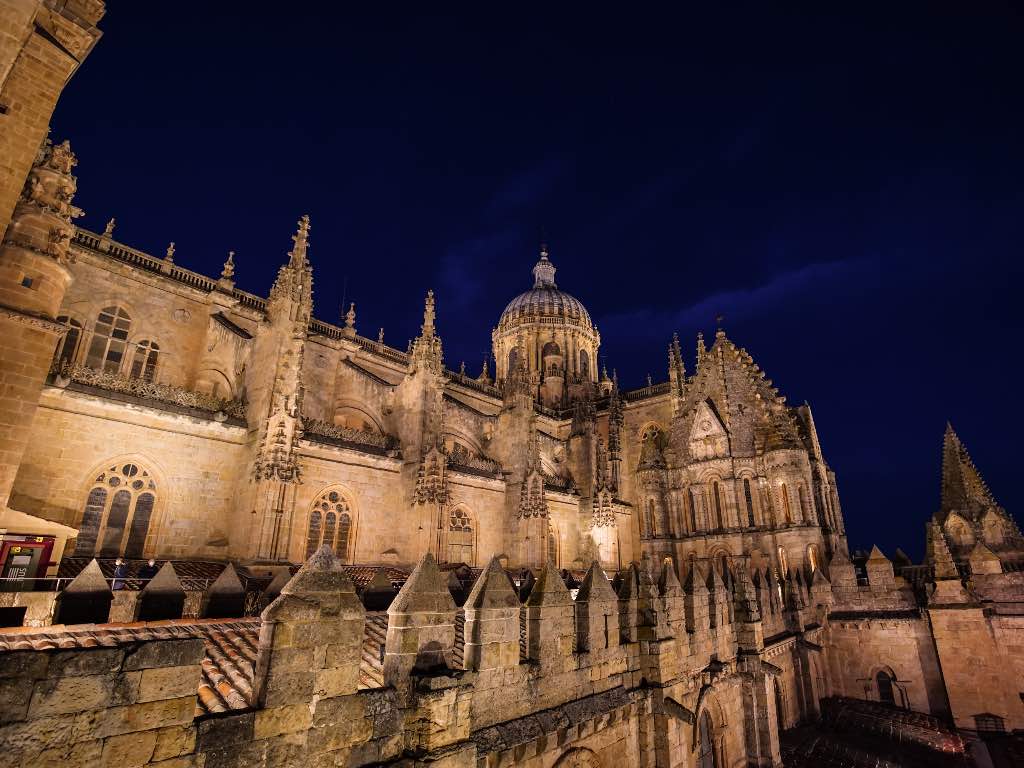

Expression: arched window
xmin=807 ymin=544 xmax=819 ymax=572
xmin=447 ymin=507 xmax=474 ymax=564
xmin=74 ymin=462 xmax=157 ymax=558
xmin=85 ymin=306 xmax=132 ymax=373
xmin=696 ymin=711 xmax=715 ymax=768
xmin=507 ymin=348 xmax=519 ymax=374
xmin=547 ymin=523 xmax=558 ymax=566
xmin=774 ymin=681 xmax=785 ymax=732
xmin=579 ymin=349 xmax=590 ymax=379
xmin=797 ymin=485 xmax=809 ymax=523
xmin=687 ymin=488 xmax=699 ymax=532
xmin=53 ymin=316 xmax=83 ymax=369
xmin=306 ymin=489 xmax=355 ymax=563
xmin=644 ymin=499 xmax=657 ymax=537
xmin=778 ymin=547 xmax=789 ymax=577
xmin=541 ymin=341 xmax=560 ymax=357
xmin=780 ymin=484 xmax=793 ymax=524
xmin=743 ymin=479 xmax=755 ymax=527
xmin=876 ymin=670 xmax=896 ymax=706
xmin=129 ymin=340 xmax=159 ymax=381
xmin=713 ymin=482 xmax=725 ymax=530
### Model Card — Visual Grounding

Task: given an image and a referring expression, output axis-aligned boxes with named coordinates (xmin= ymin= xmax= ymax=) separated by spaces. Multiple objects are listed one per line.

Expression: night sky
xmin=51 ymin=5 xmax=1023 ymax=560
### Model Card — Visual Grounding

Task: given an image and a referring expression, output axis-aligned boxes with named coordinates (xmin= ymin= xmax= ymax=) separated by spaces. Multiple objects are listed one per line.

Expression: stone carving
xmin=303 ymin=418 xmax=397 ymax=452
xmin=53 ymin=362 xmax=246 ymax=419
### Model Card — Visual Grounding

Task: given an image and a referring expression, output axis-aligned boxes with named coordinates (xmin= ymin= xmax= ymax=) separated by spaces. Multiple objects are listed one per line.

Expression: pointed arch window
xmin=713 ymin=481 xmax=725 ymax=530
xmin=306 ymin=489 xmax=354 ymax=563
xmin=687 ymin=488 xmax=699 ymax=532
xmin=53 ymin=316 xmax=83 ymax=369
xmin=743 ymin=478 xmax=755 ymax=527
xmin=129 ymin=340 xmax=159 ymax=381
xmin=74 ymin=462 xmax=158 ymax=558
xmin=447 ymin=507 xmax=474 ymax=565
xmin=780 ymin=484 xmax=793 ymax=524
xmin=579 ymin=349 xmax=590 ymax=379
xmin=85 ymin=306 xmax=132 ymax=373
xmin=696 ymin=711 xmax=715 ymax=768
xmin=797 ymin=485 xmax=809 ymax=523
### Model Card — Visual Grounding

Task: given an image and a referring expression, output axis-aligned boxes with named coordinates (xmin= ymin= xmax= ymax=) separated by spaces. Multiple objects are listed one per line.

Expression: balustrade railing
xmin=303 ymin=418 xmax=399 ymax=453
xmin=52 ymin=362 xmax=247 ymax=420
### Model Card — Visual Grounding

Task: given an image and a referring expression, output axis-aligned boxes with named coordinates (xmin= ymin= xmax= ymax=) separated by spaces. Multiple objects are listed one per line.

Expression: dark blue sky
xmin=52 ymin=5 xmax=1023 ymax=559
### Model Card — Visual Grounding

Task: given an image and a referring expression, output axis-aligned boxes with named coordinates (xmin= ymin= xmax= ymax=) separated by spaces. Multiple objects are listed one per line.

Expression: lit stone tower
xmin=492 ymin=245 xmax=600 ymax=408
xmin=0 ymin=138 xmax=82 ymax=514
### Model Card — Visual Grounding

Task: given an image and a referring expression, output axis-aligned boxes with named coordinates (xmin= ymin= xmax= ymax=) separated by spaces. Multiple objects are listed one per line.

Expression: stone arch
xmin=638 ymin=420 xmax=668 ymax=445
xmin=553 ymin=747 xmax=601 ymax=768
xmin=332 ymin=402 xmax=383 ymax=433
xmin=53 ymin=313 xmax=86 ymax=369
xmin=868 ymin=664 xmax=906 ymax=708
xmin=72 ymin=454 xmax=168 ymax=558
xmin=195 ymin=367 xmax=234 ymax=399
xmin=691 ymin=685 xmax=728 ymax=753
xmin=304 ymin=485 xmax=359 ymax=563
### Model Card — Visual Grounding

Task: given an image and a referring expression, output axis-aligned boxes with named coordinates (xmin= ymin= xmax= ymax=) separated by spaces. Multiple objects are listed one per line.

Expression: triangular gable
xmin=690 ymin=399 xmax=727 ymax=442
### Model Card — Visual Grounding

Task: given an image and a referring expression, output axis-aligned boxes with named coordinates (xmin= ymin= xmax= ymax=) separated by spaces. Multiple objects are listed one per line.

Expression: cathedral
xmin=0 ymin=4 xmax=1022 ymax=768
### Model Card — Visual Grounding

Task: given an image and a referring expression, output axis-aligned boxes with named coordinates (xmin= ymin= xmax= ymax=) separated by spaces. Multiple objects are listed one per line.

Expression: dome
xmin=496 ymin=248 xmax=594 ymax=332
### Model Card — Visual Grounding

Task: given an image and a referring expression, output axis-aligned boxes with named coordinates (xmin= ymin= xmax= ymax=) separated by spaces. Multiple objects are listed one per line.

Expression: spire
xmin=288 ymin=214 xmax=311 ymax=268
xmin=941 ymin=423 xmax=998 ymax=518
xmin=478 ymin=355 xmax=491 ymax=384
xmin=409 ymin=289 xmax=443 ymax=373
xmin=532 ymin=243 xmax=557 ymax=288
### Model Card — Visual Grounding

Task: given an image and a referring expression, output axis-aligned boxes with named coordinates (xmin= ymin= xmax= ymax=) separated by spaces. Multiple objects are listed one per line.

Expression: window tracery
xmin=447 ymin=506 xmax=474 ymax=564
xmin=305 ymin=489 xmax=354 ymax=563
xmin=75 ymin=462 xmax=157 ymax=558
xmin=129 ymin=340 xmax=159 ymax=381
xmin=53 ymin=316 xmax=83 ymax=369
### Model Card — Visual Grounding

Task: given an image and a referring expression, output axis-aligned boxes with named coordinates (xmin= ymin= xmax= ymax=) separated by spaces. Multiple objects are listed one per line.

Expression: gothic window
xmin=777 ymin=547 xmax=789 ymax=577
xmin=306 ymin=489 xmax=355 ymax=563
xmin=580 ymin=349 xmax=590 ymax=379
xmin=807 ymin=544 xmax=819 ymax=572
xmin=85 ymin=306 xmax=132 ymax=373
xmin=687 ymin=488 xmax=699 ymax=532
xmin=53 ymin=316 xmax=83 ymax=369
xmin=696 ymin=711 xmax=715 ymax=768
xmin=780 ymin=484 xmax=793 ymax=524
xmin=547 ymin=523 xmax=558 ymax=566
xmin=797 ymin=485 xmax=809 ymax=523
xmin=875 ymin=670 xmax=896 ymax=706
xmin=743 ymin=478 xmax=755 ymax=527
xmin=542 ymin=341 xmax=560 ymax=357
xmin=447 ymin=507 xmax=474 ymax=565
xmin=74 ymin=462 xmax=158 ymax=558
xmin=129 ymin=340 xmax=159 ymax=381
xmin=713 ymin=481 xmax=725 ymax=530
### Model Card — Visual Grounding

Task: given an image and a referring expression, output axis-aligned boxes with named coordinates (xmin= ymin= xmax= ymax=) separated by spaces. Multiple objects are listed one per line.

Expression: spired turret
xmin=492 ymin=245 xmax=600 ymax=408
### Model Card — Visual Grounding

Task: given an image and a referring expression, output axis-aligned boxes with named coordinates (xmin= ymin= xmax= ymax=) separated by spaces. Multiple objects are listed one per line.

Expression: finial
xmin=103 ymin=217 xmax=115 ymax=238
xmin=478 ymin=355 xmax=491 ymax=382
xmin=421 ymin=289 xmax=436 ymax=336
xmin=459 ymin=361 xmax=466 ymax=376
xmin=344 ymin=302 xmax=356 ymax=329
xmin=612 ymin=369 xmax=619 ymax=389
xmin=288 ymin=214 xmax=311 ymax=266
xmin=221 ymin=251 xmax=235 ymax=279
xmin=377 ymin=327 xmax=385 ymax=344
xmin=646 ymin=373 xmax=653 ymax=387
xmin=164 ymin=242 xmax=175 ymax=262
xmin=600 ymin=362 xmax=610 ymax=382
xmin=696 ymin=331 xmax=706 ymax=362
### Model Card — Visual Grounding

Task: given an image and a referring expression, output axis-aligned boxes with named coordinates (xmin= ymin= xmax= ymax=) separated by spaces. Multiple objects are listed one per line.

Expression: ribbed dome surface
xmin=498 ymin=286 xmax=593 ymax=329
xmin=496 ymin=248 xmax=594 ymax=331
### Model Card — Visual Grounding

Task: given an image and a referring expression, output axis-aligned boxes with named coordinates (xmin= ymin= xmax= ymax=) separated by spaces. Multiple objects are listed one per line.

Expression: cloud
xmin=596 ymin=256 xmax=877 ymax=340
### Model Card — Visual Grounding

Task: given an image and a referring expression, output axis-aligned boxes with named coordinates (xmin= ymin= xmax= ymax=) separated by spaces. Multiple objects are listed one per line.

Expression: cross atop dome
xmin=532 ymin=243 xmax=557 ymax=288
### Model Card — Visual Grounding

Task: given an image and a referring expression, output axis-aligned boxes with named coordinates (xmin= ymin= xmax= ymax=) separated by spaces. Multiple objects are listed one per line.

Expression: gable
xmin=690 ymin=399 xmax=726 ymax=442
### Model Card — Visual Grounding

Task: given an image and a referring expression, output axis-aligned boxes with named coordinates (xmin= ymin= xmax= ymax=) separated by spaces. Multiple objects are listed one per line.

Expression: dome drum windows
xmin=305 ymin=489 xmax=355 ymax=563
xmin=74 ymin=462 xmax=157 ymax=558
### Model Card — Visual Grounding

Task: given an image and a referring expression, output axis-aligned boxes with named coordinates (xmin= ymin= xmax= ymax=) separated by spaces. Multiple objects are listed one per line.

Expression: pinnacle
xmin=465 ymin=556 xmax=519 ymax=610
xmin=525 ymin=561 xmax=572 ymax=606
xmin=866 ymin=545 xmax=889 ymax=563
xmin=577 ymin=561 xmax=617 ymax=602
xmin=63 ymin=559 xmax=111 ymax=594
xmin=142 ymin=562 xmax=183 ymax=594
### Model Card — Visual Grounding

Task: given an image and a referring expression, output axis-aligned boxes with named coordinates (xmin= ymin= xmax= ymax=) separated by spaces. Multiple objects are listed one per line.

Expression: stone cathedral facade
xmin=1 ymin=4 xmax=1023 ymax=768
